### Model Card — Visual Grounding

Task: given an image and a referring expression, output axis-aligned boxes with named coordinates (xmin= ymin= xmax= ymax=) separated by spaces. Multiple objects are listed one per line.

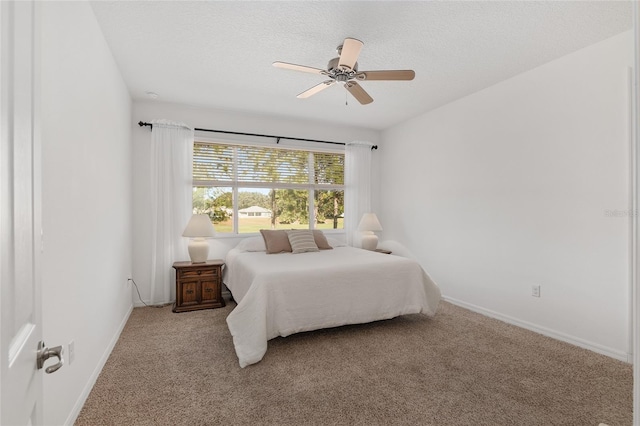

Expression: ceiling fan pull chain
xmin=345 ymin=89 xmax=348 ymax=106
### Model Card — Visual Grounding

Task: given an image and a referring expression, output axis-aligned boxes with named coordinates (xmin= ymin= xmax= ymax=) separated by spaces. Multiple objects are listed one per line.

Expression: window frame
xmin=193 ymin=136 xmax=345 ymax=237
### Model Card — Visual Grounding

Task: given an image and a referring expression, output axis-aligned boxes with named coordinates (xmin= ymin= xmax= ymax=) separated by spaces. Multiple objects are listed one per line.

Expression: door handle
xmin=37 ymin=341 xmax=64 ymax=374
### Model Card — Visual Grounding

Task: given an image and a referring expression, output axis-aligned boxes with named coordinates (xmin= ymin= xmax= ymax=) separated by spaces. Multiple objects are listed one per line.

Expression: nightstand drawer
xmin=179 ymin=268 xmax=217 ymax=279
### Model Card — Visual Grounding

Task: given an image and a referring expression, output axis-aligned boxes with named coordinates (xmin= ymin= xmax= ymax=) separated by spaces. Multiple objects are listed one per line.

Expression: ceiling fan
xmin=273 ymin=37 xmax=415 ymax=105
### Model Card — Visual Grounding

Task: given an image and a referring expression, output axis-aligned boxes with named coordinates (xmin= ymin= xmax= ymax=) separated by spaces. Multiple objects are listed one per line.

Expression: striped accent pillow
xmin=286 ymin=230 xmax=319 ymax=254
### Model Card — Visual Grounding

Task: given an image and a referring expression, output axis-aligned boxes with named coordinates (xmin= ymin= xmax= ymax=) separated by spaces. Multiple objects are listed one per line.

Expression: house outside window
xmin=193 ymin=141 xmax=344 ymax=234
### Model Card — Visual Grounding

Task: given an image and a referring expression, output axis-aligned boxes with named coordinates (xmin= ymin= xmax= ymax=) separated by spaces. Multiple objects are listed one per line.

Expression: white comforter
xmin=224 ymin=246 xmax=441 ymax=368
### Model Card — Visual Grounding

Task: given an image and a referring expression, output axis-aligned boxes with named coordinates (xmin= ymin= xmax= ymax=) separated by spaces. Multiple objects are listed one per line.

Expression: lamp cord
xmin=128 ymin=278 xmax=169 ymax=308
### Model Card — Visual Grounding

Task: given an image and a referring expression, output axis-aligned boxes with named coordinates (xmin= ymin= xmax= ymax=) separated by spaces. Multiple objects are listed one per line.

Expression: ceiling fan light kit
xmin=273 ymin=37 xmax=415 ymax=105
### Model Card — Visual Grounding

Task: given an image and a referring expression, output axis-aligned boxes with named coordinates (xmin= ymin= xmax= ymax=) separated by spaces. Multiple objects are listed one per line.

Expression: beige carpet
xmin=75 ymin=300 xmax=632 ymax=425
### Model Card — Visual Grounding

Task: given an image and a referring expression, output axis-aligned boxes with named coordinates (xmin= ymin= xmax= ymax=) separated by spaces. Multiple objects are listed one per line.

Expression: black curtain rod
xmin=138 ymin=121 xmax=378 ymax=150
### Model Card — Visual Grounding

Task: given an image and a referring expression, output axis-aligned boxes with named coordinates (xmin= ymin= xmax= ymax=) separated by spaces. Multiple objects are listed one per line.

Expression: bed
xmin=224 ymin=235 xmax=441 ymax=368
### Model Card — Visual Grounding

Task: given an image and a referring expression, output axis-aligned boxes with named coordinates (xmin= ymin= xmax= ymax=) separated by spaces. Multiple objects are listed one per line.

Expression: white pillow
xmin=326 ymin=237 xmax=347 ymax=247
xmin=234 ymin=237 xmax=266 ymax=252
xmin=377 ymin=240 xmax=415 ymax=258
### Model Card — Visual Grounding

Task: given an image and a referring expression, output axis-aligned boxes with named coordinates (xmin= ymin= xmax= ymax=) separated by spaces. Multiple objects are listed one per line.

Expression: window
xmin=193 ymin=141 xmax=344 ymax=234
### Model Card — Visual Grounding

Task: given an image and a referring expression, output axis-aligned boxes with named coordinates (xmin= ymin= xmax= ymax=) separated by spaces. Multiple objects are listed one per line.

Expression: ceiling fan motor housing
xmin=327 ymin=57 xmax=358 ymax=83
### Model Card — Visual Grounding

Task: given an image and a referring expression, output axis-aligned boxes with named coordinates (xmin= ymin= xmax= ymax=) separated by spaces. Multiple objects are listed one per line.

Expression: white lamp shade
xmin=182 ymin=214 xmax=216 ymax=238
xmin=357 ymin=213 xmax=383 ymax=232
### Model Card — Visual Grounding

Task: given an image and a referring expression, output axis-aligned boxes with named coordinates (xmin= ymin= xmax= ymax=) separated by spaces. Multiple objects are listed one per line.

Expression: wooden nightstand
xmin=172 ymin=260 xmax=225 ymax=313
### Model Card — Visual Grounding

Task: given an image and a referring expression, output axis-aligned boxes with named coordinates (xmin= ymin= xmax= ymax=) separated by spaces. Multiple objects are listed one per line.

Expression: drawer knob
xmin=186 ymin=289 xmax=194 ymax=295
xmin=204 ymin=288 xmax=213 ymax=293
xmin=197 ymin=270 xmax=202 ymax=275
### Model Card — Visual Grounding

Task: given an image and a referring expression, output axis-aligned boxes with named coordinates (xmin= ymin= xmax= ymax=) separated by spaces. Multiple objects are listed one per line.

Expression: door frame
xmin=0 ymin=0 xmax=44 ymax=424
xmin=633 ymin=3 xmax=639 ymax=425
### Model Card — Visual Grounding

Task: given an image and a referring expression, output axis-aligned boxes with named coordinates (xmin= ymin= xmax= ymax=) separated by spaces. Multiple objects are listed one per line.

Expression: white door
xmin=0 ymin=2 xmax=61 ymax=425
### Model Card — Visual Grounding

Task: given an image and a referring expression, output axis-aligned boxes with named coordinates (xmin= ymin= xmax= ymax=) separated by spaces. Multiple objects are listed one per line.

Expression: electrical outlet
xmin=531 ymin=285 xmax=541 ymax=298
xmin=68 ymin=340 xmax=75 ymax=365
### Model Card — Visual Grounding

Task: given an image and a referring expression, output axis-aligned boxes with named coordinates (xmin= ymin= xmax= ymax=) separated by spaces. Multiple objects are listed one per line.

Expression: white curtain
xmin=149 ymin=119 xmax=193 ymax=304
xmin=345 ymin=141 xmax=373 ymax=247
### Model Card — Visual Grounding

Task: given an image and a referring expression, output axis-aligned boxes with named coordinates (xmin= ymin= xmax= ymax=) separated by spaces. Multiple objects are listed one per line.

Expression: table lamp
xmin=358 ymin=213 xmax=383 ymax=250
xmin=182 ymin=214 xmax=216 ymax=263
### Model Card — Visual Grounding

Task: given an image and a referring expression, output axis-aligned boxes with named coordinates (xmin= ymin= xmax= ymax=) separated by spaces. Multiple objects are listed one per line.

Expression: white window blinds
xmin=193 ymin=142 xmax=344 ymax=187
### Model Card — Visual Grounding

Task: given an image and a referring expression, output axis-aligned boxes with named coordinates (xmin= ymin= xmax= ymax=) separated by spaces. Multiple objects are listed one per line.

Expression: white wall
xmin=41 ymin=2 xmax=133 ymax=425
xmin=380 ymin=31 xmax=633 ymax=360
xmin=132 ymin=101 xmax=380 ymax=305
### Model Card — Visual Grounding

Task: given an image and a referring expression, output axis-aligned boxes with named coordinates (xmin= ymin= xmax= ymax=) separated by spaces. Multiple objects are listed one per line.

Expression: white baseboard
xmin=442 ymin=296 xmax=631 ymax=363
xmin=64 ymin=303 xmax=134 ymax=426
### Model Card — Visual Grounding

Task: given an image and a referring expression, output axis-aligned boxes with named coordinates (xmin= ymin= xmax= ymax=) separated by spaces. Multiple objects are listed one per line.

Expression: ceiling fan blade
xmin=344 ymin=81 xmax=373 ymax=105
xmin=357 ymin=70 xmax=415 ymax=81
xmin=338 ymin=38 xmax=363 ymax=70
xmin=297 ymin=80 xmax=335 ymax=98
xmin=273 ymin=61 xmax=327 ymax=75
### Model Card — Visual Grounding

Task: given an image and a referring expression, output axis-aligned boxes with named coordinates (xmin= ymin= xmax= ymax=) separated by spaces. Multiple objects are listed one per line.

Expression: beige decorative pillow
xmin=259 ymin=229 xmax=292 ymax=254
xmin=286 ymin=230 xmax=319 ymax=254
xmin=234 ymin=236 xmax=266 ymax=252
xmin=312 ymin=230 xmax=333 ymax=250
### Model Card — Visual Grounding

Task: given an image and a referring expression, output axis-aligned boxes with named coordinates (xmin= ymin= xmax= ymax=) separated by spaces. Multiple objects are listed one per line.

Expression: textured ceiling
xmin=90 ymin=1 xmax=632 ymax=130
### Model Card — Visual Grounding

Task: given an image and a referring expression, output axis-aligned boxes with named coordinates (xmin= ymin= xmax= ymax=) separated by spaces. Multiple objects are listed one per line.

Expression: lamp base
xmin=188 ymin=238 xmax=209 ymax=263
xmin=361 ymin=232 xmax=378 ymax=251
